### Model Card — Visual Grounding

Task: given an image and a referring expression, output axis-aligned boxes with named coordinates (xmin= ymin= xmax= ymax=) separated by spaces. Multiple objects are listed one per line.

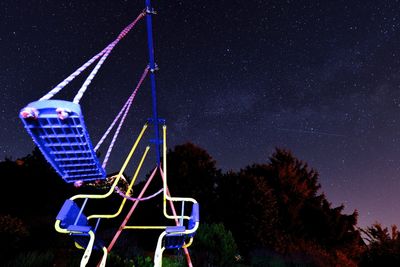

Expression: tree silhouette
xmin=0 ymin=144 xmax=376 ymax=266
xmin=218 ymin=166 xmax=279 ymax=254
xmin=218 ymin=149 xmax=362 ymax=265
xmin=360 ymin=223 xmax=400 ymax=266
xmin=164 ymin=142 xmax=222 ymax=222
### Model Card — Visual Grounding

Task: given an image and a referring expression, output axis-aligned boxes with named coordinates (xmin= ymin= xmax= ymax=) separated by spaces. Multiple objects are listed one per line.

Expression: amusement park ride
xmin=19 ymin=1 xmax=200 ymax=266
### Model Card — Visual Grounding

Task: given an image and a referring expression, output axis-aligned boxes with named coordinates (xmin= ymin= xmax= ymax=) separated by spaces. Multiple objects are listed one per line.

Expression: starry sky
xmin=2 ymin=0 xmax=400 ymax=229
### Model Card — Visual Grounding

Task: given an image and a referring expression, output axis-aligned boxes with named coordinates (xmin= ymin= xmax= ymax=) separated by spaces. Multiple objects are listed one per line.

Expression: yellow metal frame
xmin=124 ymin=226 xmax=167 ymax=230
xmin=71 ymin=123 xmax=148 ymax=202
xmin=152 ymin=125 xmax=200 ymax=267
xmin=54 ymin=123 xmax=199 ymax=267
xmin=162 ymin=125 xmax=198 ymax=222
xmin=121 ymin=125 xmax=199 ymax=236
xmin=54 ymin=124 xmax=149 ymax=267
xmin=55 ymin=123 xmax=149 ymax=231
xmin=87 ymin=145 xmax=150 ymax=220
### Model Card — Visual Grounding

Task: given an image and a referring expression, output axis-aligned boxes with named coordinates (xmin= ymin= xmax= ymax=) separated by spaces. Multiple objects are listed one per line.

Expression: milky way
xmin=1 ymin=0 xmax=400 ymax=228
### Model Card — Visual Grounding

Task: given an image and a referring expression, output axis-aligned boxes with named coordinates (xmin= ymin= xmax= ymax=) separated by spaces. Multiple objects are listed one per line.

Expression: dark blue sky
xmin=2 ymin=0 xmax=400 ymax=229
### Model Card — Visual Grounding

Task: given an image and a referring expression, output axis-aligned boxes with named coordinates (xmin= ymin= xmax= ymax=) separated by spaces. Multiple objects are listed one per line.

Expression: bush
xmin=0 ymin=214 xmax=30 ymax=263
xmin=106 ymin=252 xmax=153 ymax=267
xmin=193 ymin=222 xmax=238 ymax=266
xmin=4 ymin=250 xmax=54 ymax=267
xmin=162 ymin=256 xmax=186 ymax=267
xmin=0 ymin=214 xmax=30 ymax=246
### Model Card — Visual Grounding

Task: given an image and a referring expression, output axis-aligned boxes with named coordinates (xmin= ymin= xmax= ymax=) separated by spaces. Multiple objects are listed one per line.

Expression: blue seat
xmin=56 ymin=199 xmax=104 ymax=250
xmin=56 ymin=199 xmax=91 ymax=230
xmin=19 ymin=100 xmax=106 ymax=183
xmin=164 ymin=203 xmax=200 ymax=249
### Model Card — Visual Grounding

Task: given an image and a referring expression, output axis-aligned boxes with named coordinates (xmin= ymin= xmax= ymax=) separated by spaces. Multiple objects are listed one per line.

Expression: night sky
xmin=2 ymin=0 xmax=400 ymax=229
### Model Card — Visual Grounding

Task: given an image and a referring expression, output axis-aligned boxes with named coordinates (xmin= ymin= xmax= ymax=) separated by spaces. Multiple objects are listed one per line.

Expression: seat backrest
xmin=56 ymin=199 xmax=88 ymax=228
xmin=188 ymin=203 xmax=199 ymax=230
xmin=187 ymin=203 xmax=199 ymax=238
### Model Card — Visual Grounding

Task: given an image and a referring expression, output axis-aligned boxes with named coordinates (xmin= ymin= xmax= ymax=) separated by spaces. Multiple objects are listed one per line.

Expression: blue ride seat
xmin=56 ymin=199 xmax=91 ymax=231
xmin=165 ymin=226 xmax=186 ymax=249
xmin=164 ymin=203 xmax=200 ymax=249
xmin=56 ymin=199 xmax=104 ymax=250
xmin=19 ymin=100 xmax=106 ymax=183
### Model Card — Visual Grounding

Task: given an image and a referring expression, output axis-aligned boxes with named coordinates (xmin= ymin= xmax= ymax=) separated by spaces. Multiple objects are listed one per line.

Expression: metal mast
xmin=145 ymin=0 xmax=162 ymax=165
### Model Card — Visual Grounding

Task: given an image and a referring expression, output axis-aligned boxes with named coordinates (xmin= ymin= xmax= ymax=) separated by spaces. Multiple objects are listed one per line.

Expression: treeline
xmin=0 ymin=144 xmax=399 ymax=266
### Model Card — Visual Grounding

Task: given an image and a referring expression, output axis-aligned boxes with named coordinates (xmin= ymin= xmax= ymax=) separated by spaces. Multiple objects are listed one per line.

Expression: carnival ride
xmin=19 ymin=1 xmax=199 ymax=267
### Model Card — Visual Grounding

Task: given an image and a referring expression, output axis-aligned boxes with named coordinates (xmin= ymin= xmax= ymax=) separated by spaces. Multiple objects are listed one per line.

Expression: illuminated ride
xmin=18 ymin=1 xmax=200 ymax=267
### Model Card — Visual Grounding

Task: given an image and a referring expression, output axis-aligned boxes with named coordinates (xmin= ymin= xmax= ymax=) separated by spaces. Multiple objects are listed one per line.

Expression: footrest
xmin=19 ymin=100 xmax=106 ymax=183
xmin=165 ymin=235 xmax=185 ymax=249
xmin=73 ymin=235 xmax=104 ymax=251
xmin=68 ymin=225 xmax=92 ymax=233
xmin=165 ymin=226 xmax=186 ymax=249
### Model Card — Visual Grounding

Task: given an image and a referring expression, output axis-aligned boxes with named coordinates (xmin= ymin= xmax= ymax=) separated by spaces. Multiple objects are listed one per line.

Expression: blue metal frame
xmin=145 ymin=0 xmax=162 ymax=166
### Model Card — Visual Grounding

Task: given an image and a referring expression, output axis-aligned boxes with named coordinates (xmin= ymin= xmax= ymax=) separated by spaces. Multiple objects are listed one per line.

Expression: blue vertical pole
xmin=145 ymin=0 xmax=161 ymax=165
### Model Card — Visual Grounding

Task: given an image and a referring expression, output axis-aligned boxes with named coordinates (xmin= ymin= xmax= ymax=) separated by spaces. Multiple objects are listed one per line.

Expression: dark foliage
xmin=1 ymin=144 xmax=395 ymax=266
xmin=217 ymin=149 xmax=362 ymax=265
xmin=191 ymin=223 xmax=238 ymax=266
xmin=0 ymin=147 xmax=76 ymax=263
xmin=359 ymin=223 xmax=400 ymax=266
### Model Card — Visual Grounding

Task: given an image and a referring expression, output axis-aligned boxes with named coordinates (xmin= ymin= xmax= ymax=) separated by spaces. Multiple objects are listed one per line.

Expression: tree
xmin=164 ymin=143 xmax=222 ymax=222
xmin=360 ymin=223 xmax=400 ymax=266
xmin=267 ymin=149 xmax=362 ymax=264
xmin=0 ymin=147 xmax=75 ymax=217
xmin=0 ymin=214 xmax=30 ymax=263
xmin=217 ymin=166 xmax=279 ymax=254
xmin=217 ymin=149 xmax=362 ymax=265
xmin=0 ymin=144 xmax=367 ymax=266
